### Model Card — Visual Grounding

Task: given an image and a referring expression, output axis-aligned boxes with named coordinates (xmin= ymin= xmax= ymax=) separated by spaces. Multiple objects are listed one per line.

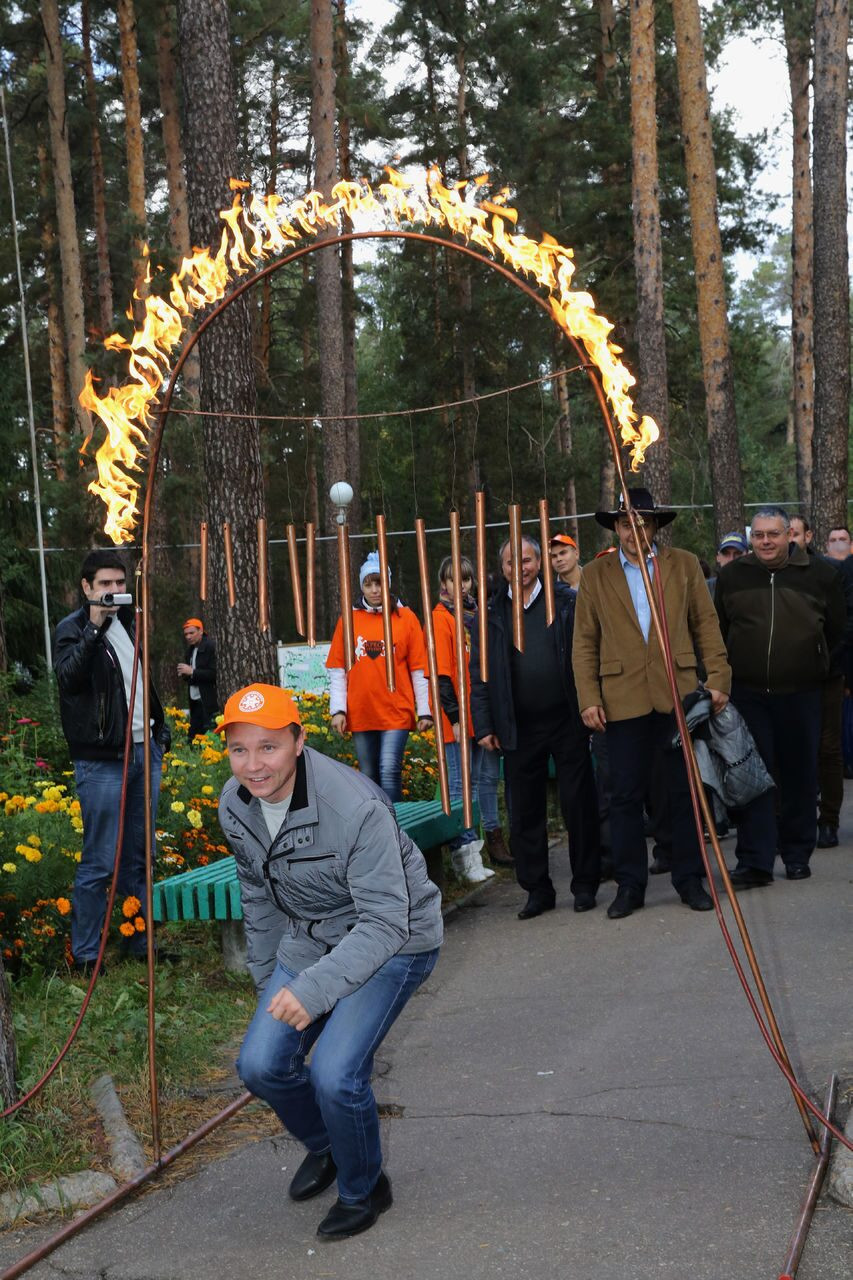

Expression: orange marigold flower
xmin=55 ymin=897 xmax=72 ymax=916
xmin=134 ymin=916 xmax=145 ymax=932
xmin=119 ymin=921 xmax=136 ymax=938
xmin=122 ymin=895 xmax=142 ymax=918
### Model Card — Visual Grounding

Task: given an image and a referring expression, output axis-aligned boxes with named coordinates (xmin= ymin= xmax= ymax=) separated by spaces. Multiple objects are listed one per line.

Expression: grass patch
xmin=1 ymin=924 xmax=257 ymax=1199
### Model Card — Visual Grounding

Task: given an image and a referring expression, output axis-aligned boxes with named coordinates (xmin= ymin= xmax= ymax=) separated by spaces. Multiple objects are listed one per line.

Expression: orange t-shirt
xmin=326 ymin=606 xmax=427 ymax=732
xmin=429 ymin=602 xmax=474 ymax=745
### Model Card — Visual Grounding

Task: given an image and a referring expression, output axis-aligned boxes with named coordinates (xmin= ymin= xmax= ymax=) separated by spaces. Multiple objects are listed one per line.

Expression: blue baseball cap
xmin=717 ymin=532 xmax=748 ymax=554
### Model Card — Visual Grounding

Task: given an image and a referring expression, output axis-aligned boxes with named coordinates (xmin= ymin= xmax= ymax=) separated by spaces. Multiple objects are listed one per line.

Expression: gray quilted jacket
xmin=218 ymin=747 xmax=443 ymax=1018
xmin=678 ymin=693 xmax=774 ymax=823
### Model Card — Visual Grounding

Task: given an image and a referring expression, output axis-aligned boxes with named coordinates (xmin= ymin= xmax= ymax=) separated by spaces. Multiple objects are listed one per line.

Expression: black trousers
xmin=605 ymin=711 xmax=704 ymax=894
xmin=818 ymin=675 xmax=844 ymax=828
xmin=730 ymin=683 xmax=821 ymax=872
xmin=189 ymin=698 xmax=214 ymax=739
xmin=503 ymin=712 xmax=600 ymax=899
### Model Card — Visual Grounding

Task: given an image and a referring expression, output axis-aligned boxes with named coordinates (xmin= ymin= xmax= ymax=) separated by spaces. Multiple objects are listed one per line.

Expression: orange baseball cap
xmin=183 ymin=618 xmax=203 ymax=630
xmin=549 ymin=533 xmax=577 ymax=549
xmin=216 ymin=684 xmax=302 ymax=734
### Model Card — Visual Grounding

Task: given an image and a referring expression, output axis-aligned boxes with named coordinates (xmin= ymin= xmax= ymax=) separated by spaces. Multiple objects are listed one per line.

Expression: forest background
xmin=0 ymin=0 xmax=850 ymax=702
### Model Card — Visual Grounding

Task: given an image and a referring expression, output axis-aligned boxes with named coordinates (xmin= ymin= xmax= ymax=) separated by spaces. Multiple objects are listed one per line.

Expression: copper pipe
xmin=538 ymin=497 xmax=555 ymax=625
xmin=376 ymin=513 xmax=396 ymax=692
xmin=305 ymin=522 xmax=316 ymax=647
xmin=337 ymin=522 xmax=356 ymax=671
xmin=508 ymin=503 xmax=524 ymax=651
xmin=0 ymin=1093 xmax=253 ymax=1280
xmin=286 ymin=523 xmax=305 ymax=637
xmin=450 ymin=510 xmax=474 ymax=829
xmin=257 ymin=517 xmax=269 ymax=633
xmin=779 ymin=1074 xmax=837 ymax=1280
xmin=199 ymin=521 xmax=208 ymax=601
xmin=222 ymin=521 xmax=236 ymax=608
xmin=140 ymin=555 xmax=161 ymax=1163
xmin=475 ymin=490 xmax=489 ymax=682
xmin=415 ymin=517 xmax=451 ymax=814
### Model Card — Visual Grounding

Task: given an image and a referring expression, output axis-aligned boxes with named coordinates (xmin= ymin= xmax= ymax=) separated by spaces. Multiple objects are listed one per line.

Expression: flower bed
xmin=0 ymin=693 xmax=439 ymax=973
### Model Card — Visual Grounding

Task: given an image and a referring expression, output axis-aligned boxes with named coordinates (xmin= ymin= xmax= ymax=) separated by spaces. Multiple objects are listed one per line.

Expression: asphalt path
xmin=2 ymin=798 xmax=851 ymax=1280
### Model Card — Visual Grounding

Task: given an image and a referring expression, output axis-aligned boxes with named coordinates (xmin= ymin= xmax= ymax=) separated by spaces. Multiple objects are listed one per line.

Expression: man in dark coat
xmin=470 ymin=534 xmax=600 ymax=919
xmin=178 ymin=618 xmax=219 ymax=738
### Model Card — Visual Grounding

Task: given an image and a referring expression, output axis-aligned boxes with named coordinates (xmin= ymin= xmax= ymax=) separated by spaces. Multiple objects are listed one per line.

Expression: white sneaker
xmin=462 ymin=839 xmax=494 ymax=881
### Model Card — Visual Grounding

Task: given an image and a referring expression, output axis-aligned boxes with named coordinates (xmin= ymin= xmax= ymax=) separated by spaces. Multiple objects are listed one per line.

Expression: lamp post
xmin=330 ymin=482 xmax=356 ymax=669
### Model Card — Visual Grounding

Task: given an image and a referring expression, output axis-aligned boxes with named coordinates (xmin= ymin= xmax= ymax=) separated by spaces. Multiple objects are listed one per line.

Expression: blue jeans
xmin=445 ymin=739 xmax=484 ymax=849
xmin=477 ymin=744 xmax=502 ymax=830
xmin=71 ymin=740 xmax=163 ymax=961
xmin=351 ymin=728 xmax=409 ymax=802
xmin=238 ymin=949 xmax=439 ymax=1202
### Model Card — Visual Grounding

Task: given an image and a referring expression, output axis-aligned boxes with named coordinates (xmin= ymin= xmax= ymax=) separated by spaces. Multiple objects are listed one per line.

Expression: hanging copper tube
xmin=538 ymin=497 xmax=555 ymax=624
xmin=286 ymin=523 xmax=305 ymax=637
xmin=139 ymin=556 xmax=161 ymax=1164
xmin=450 ymin=510 xmax=474 ymax=829
xmin=475 ymin=490 xmax=489 ymax=682
xmin=305 ymin=522 xmax=316 ymax=647
xmin=508 ymin=503 xmax=525 ymax=651
xmin=337 ymin=522 xmax=356 ymax=671
xmin=778 ymin=1074 xmax=837 ymax=1280
xmin=415 ymin=517 xmax=451 ymax=814
xmin=199 ymin=521 xmax=208 ymax=602
xmin=222 ymin=522 xmax=236 ymax=608
xmin=257 ymin=517 xmax=269 ymax=633
xmin=376 ymin=513 xmax=396 ymax=692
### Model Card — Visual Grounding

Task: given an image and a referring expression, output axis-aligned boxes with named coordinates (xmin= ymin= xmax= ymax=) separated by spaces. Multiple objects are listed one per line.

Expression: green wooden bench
xmin=152 ymin=797 xmax=479 ymax=929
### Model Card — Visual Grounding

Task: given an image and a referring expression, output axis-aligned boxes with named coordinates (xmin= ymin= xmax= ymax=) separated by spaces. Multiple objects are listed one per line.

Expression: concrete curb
xmin=826 ymin=1100 xmax=853 ymax=1208
xmin=0 ymin=1172 xmax=117 ymax=1228
xmin=90 ymin=1073 xmax=147 ymax=1182
xmin=440 ymin=870 xmax=502 ymax=922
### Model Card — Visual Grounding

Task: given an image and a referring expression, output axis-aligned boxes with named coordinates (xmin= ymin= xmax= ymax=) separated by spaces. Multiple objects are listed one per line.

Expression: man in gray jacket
xmin=217 ymin=683 xmax=442 ymax=1242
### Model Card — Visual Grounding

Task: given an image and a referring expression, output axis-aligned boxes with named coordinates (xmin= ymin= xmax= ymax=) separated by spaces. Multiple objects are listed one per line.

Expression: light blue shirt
xmin=619 ymin=545 xmax=656 ymax=643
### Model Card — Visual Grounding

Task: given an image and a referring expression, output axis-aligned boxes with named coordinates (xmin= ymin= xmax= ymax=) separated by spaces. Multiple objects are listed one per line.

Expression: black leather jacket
xmin=469 ymin=579 xmax=584 ymax=752
xmin=53 ymin=605 xmax=170 ymax=760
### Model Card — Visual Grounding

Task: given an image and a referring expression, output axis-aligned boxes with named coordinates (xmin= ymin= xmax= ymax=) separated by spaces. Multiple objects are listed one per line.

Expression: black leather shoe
xmin=606 ymin=886 xmax=644 ymax=919
xmin=785 ymin=864 xmax=812 ymax=881
xmin=680 ymin=879 xmax=714 ymax=911
xmin=289 ymin=1150 xmax=338 ymax=1202
xmin=729 ymin=866 xmax=773 ymax=891
xmin=649 ymin=846 xmax=671 ymax=875
xmin=517 ymin=894 xmax=556 ymax=920
xmin=573 ymin=892 xmax=597 ymax=913
xmin=816 ymin=824 xmax=838 ymax=849
xmin=317 ymin=1171 xmax=392 ymax=1240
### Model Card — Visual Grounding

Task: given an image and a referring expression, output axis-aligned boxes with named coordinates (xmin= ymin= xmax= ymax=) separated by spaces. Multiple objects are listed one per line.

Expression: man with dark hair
xmin=178 ymin=618 xmax=219 ymax=738
xmin=470 ymin=535 xmax=601 ymax=919
xmin=825 ymin=526 xmax=852 ymax=561
xmin=573 ymin=488 xmax=731 ymax=919
xmin=53 ymin=550 xmax=171 ymax=974
xmin=716 ymin=506 xmax=845 ymax=884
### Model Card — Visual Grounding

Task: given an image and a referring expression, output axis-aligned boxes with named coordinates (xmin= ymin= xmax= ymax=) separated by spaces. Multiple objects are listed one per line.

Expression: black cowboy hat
xmin=594 ymin=487 xmax=677 ymax=531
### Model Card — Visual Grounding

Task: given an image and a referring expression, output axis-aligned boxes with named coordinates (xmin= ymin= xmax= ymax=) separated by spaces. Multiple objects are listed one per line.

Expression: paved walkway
xmin=2 ymin=801 xmax=851 ymax=1280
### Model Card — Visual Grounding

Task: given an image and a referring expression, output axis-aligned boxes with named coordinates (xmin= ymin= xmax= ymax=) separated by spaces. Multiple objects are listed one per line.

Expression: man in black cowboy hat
xmin=572 ymin=488 xmax=731 ymax=918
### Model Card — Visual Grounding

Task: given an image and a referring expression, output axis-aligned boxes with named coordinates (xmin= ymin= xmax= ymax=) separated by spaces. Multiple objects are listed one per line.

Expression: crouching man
xmin=217 ymin=684 xmax=442 ymax=1241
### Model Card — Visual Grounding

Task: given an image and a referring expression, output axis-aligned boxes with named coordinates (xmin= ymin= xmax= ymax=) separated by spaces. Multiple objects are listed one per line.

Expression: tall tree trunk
xmin=0 ymin=578 xmax=7 ymax=675
xmin=0 ymin=952 xmax=15 ymax=1108
xmin=630 ymin=0 xmax=671 ymax=508
xmin=117 ymin=0 xmax=147 ymax=297
xmin=156 ymin=4 xmax=199 ymax=405
xmin=37 ymin=141 xmax=70 ymax=474
xmin=311 ymin=0 xmax=349 ymax=617
xmin=784 ymin=2 xmax=815 ymax=519
xmin=334 ymin=0 xmax=361 ymax=526
xmin=258 ymin=67 xmax=279 ymax=384
xmin=671 ymin=0 xmax=744 ymax=544
xmin=452 ymin=38 xmax=479 ymax=521
xmin=595 ymin=0 xmax=620 ymax=548
xmin=81 ymin=0 xmax=114 ymax=338
xmin=811 ymin=0 xmax=849 ymax=546
xmin=553 ymin=356 xmax=579 ymax=545
xmin=177 ymin=0 xmax=275 ymax=695
xmin=41 ymin=0 xmax=90 ymax=440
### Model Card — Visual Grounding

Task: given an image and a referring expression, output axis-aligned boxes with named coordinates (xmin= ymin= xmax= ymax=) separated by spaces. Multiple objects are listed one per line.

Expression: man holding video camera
xmin=53 ymin=550 xmax=171 ymax=975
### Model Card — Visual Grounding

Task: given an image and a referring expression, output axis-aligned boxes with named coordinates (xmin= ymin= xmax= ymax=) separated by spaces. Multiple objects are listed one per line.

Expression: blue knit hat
xmin=359 ymin=551 xmax=389 ymax=588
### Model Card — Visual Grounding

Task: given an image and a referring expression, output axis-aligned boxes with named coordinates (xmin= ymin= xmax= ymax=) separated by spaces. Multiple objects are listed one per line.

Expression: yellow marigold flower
xmin=73 ymin=851 xmax=82 ymax=862
xmin=23 ymin=796 xmax=37 ymax=808
xmin=134 ymin=916 xmax=145 ymax=932
xmin=187 ymin=808 xmax=203 ymax=830
xmin=122 ymin=895 xmax=142 ymax=918
xmin=119 ymin=921 xmax=135 ymax=938
xmin=71 ymin=817 xmax=83 ymax=833
xmin=27 ymin=835 xmax=42 ymax=848
xmin=171 ymin=800 xmax=185 ymax=813
xmin=55 ymin=897 xmax=72 ymax=915
xmin=2 ymin=863 xmax=16 ymax=874
xmin=0 ymin=792 xmax=7 ymax=802
xmin=201 ymin=785 xmax=214 ymax=795
xmin=24 ymin=848 xmax=42 ymax=863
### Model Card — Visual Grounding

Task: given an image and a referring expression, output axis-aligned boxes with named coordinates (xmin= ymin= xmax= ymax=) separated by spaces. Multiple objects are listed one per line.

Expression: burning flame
xmin=81 ymin=167 xmax=659 ymax=543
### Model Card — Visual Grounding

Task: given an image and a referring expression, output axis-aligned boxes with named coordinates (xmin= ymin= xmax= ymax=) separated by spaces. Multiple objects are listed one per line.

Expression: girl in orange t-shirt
xmin=327 ymin=552 xmax=432 ymax=801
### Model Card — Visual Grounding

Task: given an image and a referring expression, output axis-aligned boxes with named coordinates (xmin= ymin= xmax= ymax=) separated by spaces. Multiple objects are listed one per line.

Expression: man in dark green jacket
xmin=715 ymin=507 xmax=845 ymax=887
